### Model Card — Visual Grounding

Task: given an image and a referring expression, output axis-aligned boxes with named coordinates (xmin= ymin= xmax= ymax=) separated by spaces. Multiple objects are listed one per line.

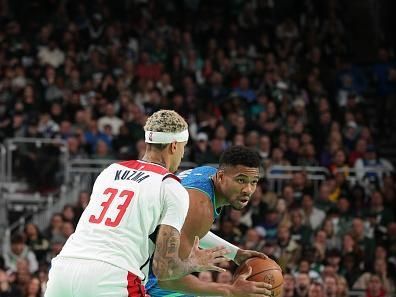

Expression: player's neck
xmin=141 ymin=152 xmax=168 ymax=169
xmin=211 ymin=176 xmax=227 ymax=207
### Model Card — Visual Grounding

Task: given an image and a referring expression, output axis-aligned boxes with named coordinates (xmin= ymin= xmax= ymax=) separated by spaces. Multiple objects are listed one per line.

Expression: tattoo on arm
xmin=153 ymin=225 xmax=192 ymax=280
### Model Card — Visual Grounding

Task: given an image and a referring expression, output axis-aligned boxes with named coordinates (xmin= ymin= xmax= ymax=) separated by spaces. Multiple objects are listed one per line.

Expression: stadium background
xmin=0 ymin=0 xmax=396 ymax=296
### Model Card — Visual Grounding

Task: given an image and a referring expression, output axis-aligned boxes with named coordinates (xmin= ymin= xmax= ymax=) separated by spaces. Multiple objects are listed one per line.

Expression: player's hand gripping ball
xmin=234 ymin=257 xmax=284 ymax=297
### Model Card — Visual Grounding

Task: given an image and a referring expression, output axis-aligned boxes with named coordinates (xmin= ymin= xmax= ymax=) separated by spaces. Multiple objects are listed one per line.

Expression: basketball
xmin=234 ymin=257 xmax=284 ymax=297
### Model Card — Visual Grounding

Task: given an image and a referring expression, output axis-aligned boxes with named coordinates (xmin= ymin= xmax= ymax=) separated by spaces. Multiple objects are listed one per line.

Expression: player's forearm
xmin=200 ymin=231 xmax=239 ymax=260
xmin=152 ymin=257 xmax=195 ymax=281
xmin=158 ymin=275 xmax=231 ymax=296
xmin=152 ymin=226 xmax=195 ymax=280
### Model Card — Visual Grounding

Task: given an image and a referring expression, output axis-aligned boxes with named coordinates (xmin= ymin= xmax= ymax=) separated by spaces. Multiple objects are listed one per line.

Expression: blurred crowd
xmin=0 ymin=0 xmax=396 ymax=296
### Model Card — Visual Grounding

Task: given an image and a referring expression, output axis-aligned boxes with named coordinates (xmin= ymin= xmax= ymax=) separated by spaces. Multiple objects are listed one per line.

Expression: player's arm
xmin=159 ymin=271 xmax=272 ymax=297
xmin=158 ymin=190 xmax=272 ymax=296
xmin=200 ymin=231 xmax=268 ymax=265
xmin=153 ymin=226 xmax=228 ymax=280
xmin=152 ymin=180 xmax=228 ymax=281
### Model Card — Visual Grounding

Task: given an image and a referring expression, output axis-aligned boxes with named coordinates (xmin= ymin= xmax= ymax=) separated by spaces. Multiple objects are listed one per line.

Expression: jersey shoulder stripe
xmin=118 ymin=160 xmax=169 ymax=175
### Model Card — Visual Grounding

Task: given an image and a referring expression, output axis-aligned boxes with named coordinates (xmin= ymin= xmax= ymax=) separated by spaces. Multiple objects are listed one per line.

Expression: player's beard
xmin=230 ymin=198 xmax=249 ymax=210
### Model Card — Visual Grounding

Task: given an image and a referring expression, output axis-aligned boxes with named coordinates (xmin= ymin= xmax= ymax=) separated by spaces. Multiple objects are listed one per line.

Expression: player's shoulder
xmin=162 ymin=173 xmax=187 ymax=194
xmin=187 ymin=187 xmax=212 ymax=204
xmin=178 ymin=165 xmax=217 ymax=179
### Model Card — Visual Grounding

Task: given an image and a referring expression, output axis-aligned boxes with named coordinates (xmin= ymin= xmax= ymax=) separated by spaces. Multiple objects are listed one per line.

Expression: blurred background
xmin=0 ymin=0 xmax=395 ymax=296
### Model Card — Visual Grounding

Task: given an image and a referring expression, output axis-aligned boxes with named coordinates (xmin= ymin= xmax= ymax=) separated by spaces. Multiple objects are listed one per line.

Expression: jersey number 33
xmin=89 ymin=187 xmax=135 ymax=227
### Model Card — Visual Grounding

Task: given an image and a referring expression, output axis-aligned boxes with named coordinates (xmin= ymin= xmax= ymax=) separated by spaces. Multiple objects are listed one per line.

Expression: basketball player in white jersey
xmin=44 ymin=110 xmax=229 ymax=297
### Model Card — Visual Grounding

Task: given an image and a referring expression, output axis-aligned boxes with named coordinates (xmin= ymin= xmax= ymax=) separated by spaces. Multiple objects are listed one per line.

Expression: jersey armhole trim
xmin=162 ymin=173 xmax=180 ymax=182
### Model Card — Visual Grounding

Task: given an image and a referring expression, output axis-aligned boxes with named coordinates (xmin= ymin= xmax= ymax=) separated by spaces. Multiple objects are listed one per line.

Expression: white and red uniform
xmin=45 ymin=160 xmax=189 ymax=297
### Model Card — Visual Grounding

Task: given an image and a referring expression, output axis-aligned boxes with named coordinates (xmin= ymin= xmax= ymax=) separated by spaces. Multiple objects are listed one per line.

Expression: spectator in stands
xmin=328 ymin=149 xmax=349 ymax=178
xmin=294 ymin=259 xmax=321 ymax=280
xmin=350 ymin=218 xmax=375 ymax=264
xmin=316 ymin=182 xmax=336 ymax=212
xmin=37 ymin=39 xmax=65 ymax=68
xmin=323 ymin=274 xmax=338 ymax=297
xmin=3 ymin=234 xmax=38 ymax=274
xmin=257 ymin=134 xmax=271 ymax=166
xmin=97 ymin=102 xmax=123 ymax=135
xmin=277 ymin=225 xmax=302 ymax=271
xmin=0 ymin=268 xmax=22 ymax=297
xmin=301 ymin=193 xmax=326 ymax=231
xmin=295 ymin=272 xmax=311 ymax=297
xmin=83 ymin=119 xmax=111 ymax=155
xmin=336 ymin=276 xmax=349 ymax=297
xmin=268 ymin=147 xmax=291 ymax=174
xmin=249 ymin=182 xmax=271 ymax=226
xmin=66 ymin=135 xmax=88 ymax=160
xmin=276 ymin=198 xmax=292 ymax=229
xmin=285 ymin=136 xmax=301 ymax=166
xmin=321 ymin=218 xmax=341 ymax=251
xmin=241 ymin=228 xmax=265 ymax=251
xmin=283 ymin=273 xmax=296 ymax=297
xmin=298 ymin=143 xmax=319 ymax=167
xmin=13 ymin=258 xmax=32 ymax=293
xmin=290 ymin=208 xmax=313 ymax=247
xmin=291 ymin=172 xmax=312 ymax=203
xmin=281 ymin=185 xmax=297 ymax=209
xmin=353 ymin=258 xmax=395 ymax=295
xmin=325 ymin=249 xmax=342 ymax=275
xmin=384 ymin=222 xmax=396 ymax=269
xmin=215 ymin=220 xmax=239 ymax=245
xmin=341 ymin=254 xmax=363 ymax=288
xmin=61 ymin=222 xmax=74 ymax=241
xmin=43 ymin=213 xmax=63 ymax=241
xmin=365 ymin=191 xmax=394 ymax=237
xmin=354 ymin=145 xmax=394 ymax=191
xmin=23 ymin=224 xmax=49 ymax=264
xmin=23 ymin=277 xmax=41 ymax=297
xmin=92 ymin=138 xmax=114 ymax=159
xmin=363 ymin=274 xmax=387 ymax=297
xmin=308 ymin=281 xmax=325 ymax=297
xmin=73 ymin=191 xmax=90 ymax=221
xmin=44 ymin=236 xmax=65 ymax=267
xmin=261 ymin=209 xmax=280 ymax=242
xmin=312 ymin=230 xmax=327 ymax=264
xmin=348 ymin=138 xmax=367 ymax=166
xmin=372 ymin=47 xmax=396 ymax=138
xmin=61 ymin=205 xmax=76 ymax=225
xmin=189 ymin=132 xmax=211 ymax=165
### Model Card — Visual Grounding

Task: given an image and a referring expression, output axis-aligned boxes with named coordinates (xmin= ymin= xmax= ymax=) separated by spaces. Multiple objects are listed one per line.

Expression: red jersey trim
xmin=118 ymin=160 xmax=169 ymax=175
xmin=127 ymin=271 xmax=145 ymax=297
xmin=163 ymin=173 xmax=181 ymax=183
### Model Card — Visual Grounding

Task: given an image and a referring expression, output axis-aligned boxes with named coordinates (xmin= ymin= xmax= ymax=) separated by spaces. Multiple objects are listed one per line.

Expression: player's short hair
xmin=144 ymin=110 xmax=187 ymax=133
xmin=219 ymin=146 xmax=261 ymax=169
xmin=144 ymin=110 xmax=188 ymax=149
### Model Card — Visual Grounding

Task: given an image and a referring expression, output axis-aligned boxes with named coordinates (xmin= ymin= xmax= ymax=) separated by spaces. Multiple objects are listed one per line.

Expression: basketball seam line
xmin=246 ymin=277 xmax=284 ymax=290
xmin=247 ymin=268 xmax=282 ymax=280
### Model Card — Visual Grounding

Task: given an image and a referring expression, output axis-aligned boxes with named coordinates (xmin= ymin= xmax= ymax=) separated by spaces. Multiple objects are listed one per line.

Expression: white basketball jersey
xmin=59 ymin=160 xmax=189 ymax=282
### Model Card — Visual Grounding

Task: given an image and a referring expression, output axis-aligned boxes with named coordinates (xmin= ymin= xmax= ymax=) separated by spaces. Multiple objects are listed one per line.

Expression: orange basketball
xmin=234 ymin=257 xmax=284 ymax=297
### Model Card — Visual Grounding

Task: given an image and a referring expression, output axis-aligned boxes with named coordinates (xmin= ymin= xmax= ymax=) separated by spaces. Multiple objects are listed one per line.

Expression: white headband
xmin=145 ymin=129 xmax=189 ymax=144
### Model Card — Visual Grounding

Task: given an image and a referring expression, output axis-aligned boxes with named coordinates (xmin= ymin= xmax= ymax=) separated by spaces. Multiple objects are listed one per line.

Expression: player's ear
xmin=169 ymin=141 xmax=177 ymax=153
xmin=217 ymin=169 xmax=224 ymax=181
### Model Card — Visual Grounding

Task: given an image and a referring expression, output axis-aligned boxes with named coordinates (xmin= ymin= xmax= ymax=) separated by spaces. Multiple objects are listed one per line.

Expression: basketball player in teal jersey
xmin=146 ymin=146 xmax=273 ymax=297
